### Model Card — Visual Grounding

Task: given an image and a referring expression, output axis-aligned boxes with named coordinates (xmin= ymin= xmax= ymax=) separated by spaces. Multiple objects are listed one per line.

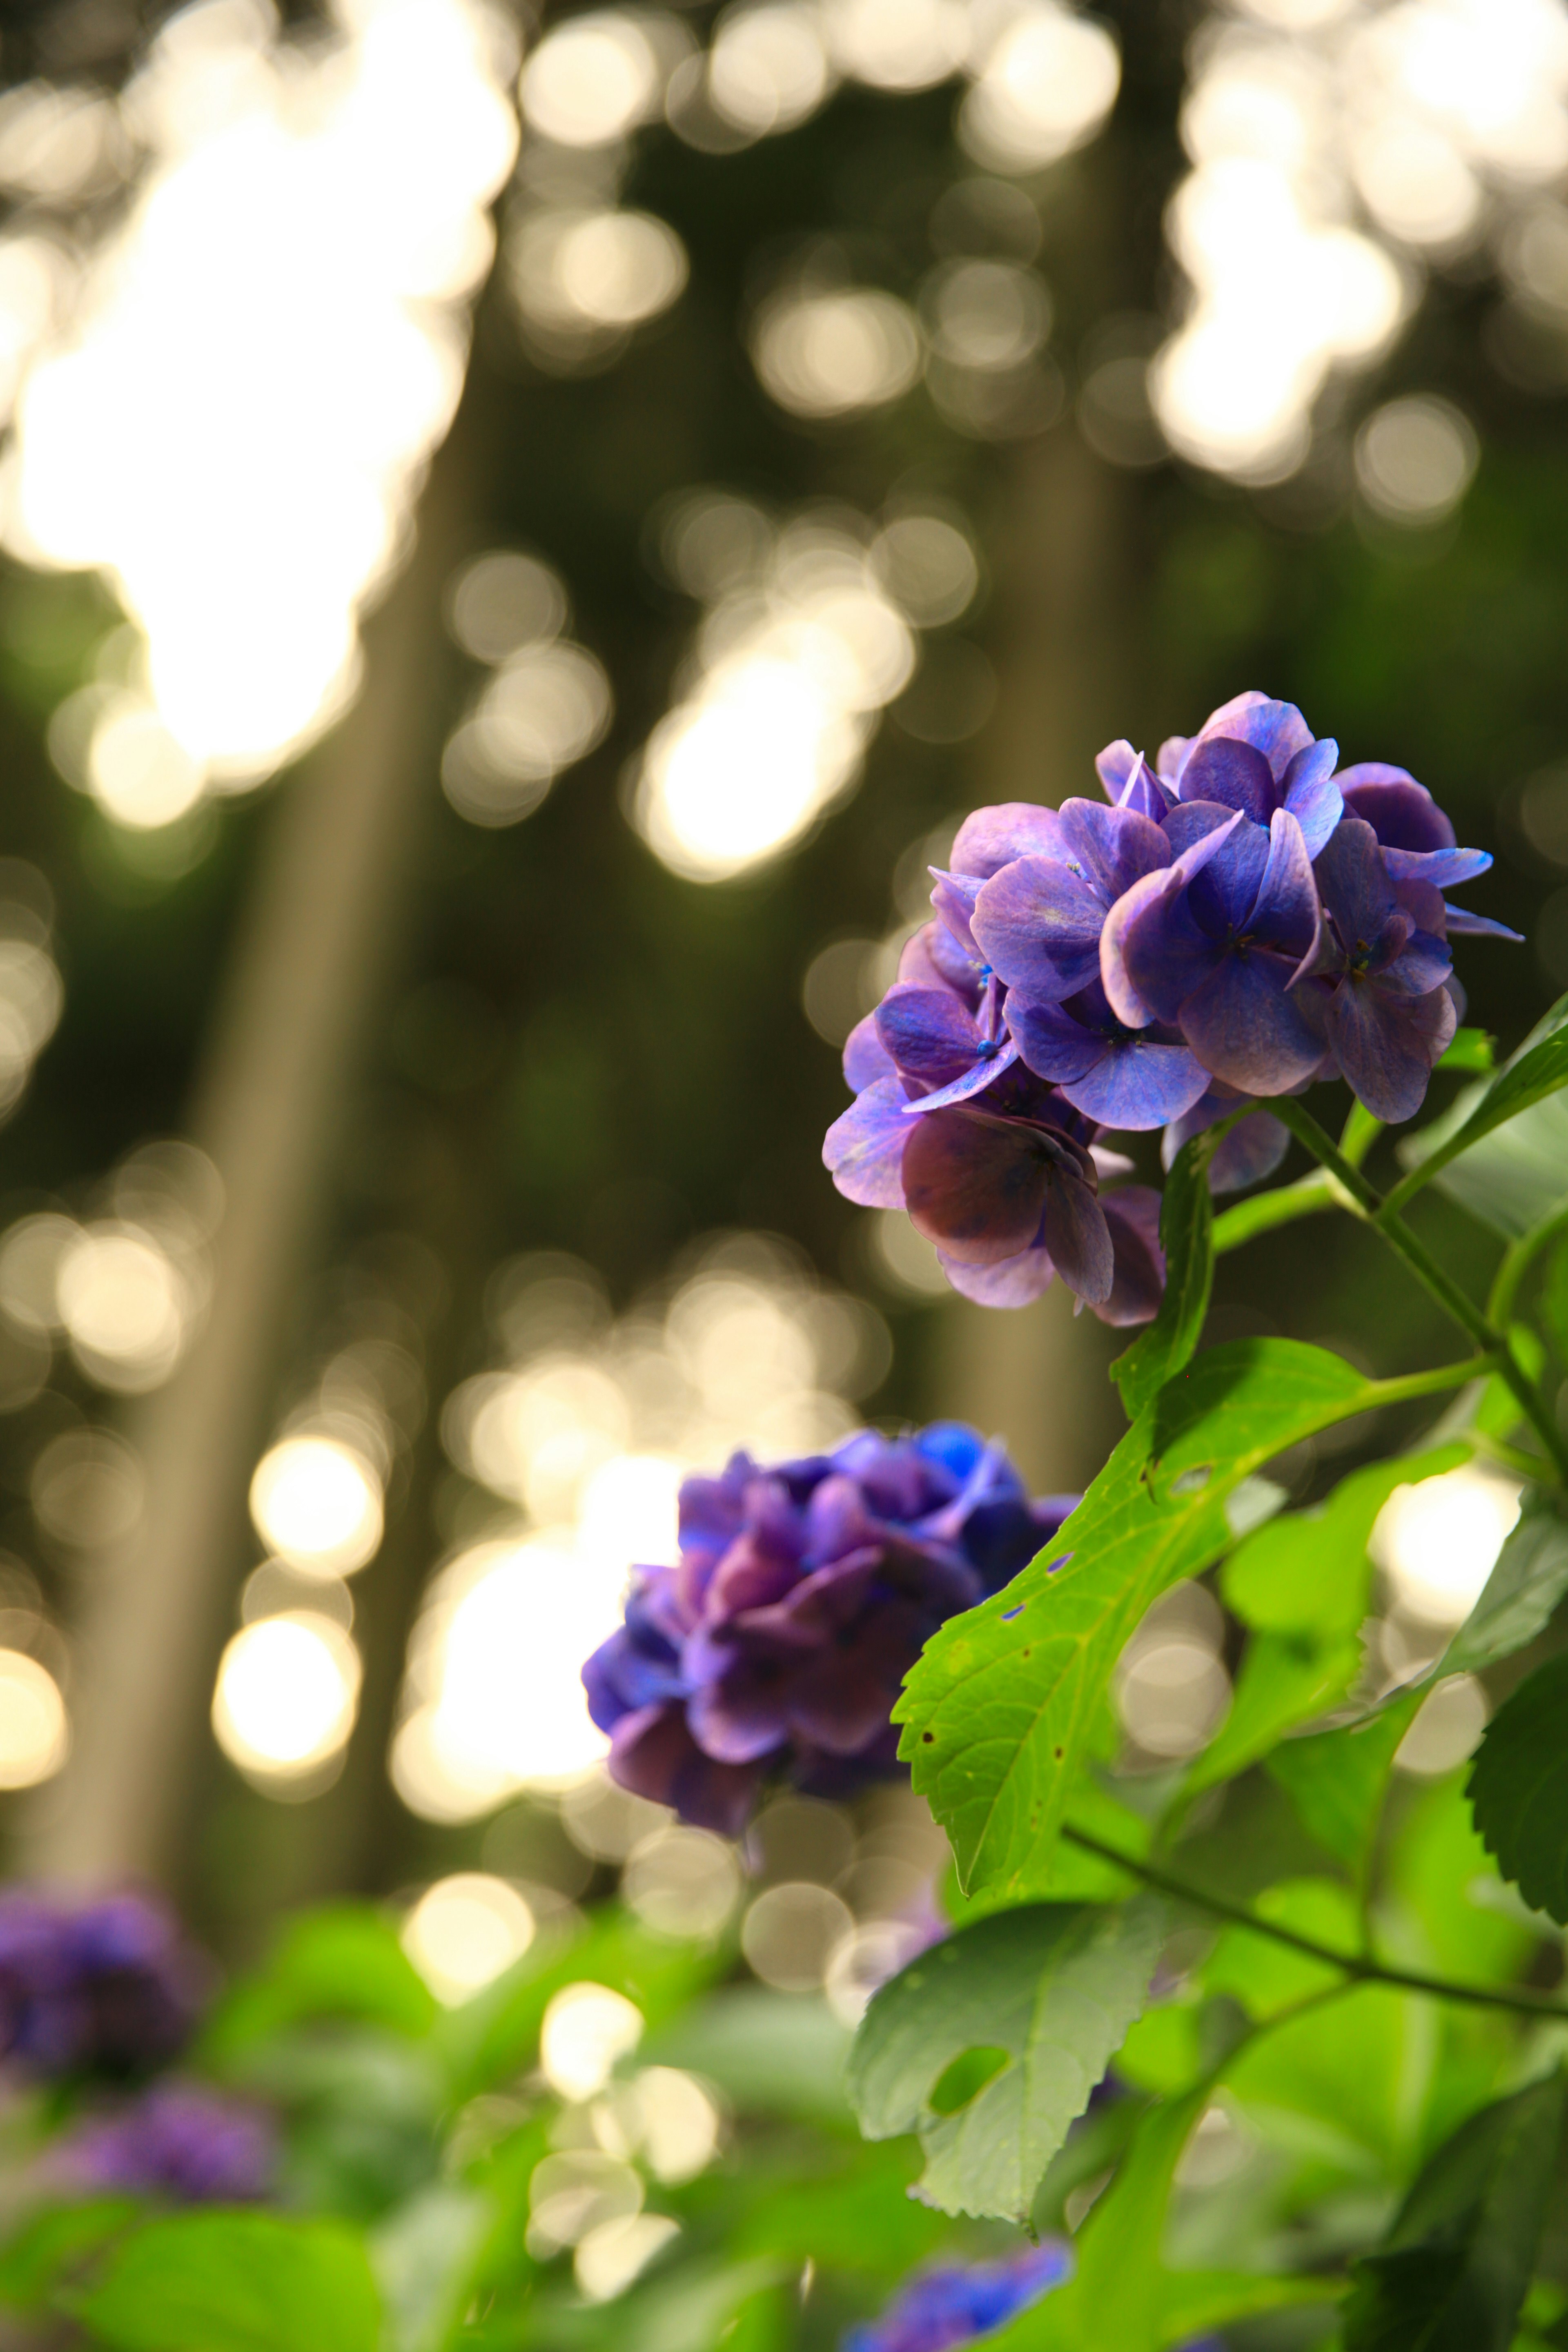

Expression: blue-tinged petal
xmin=1378 ymin=929 xmax=1453 ymax=997
xmin=1178 ymin=950 xmax=1325 ymax=1095
xmin=1095 ymin=739 xmax=1139 ymax=800
xmin=1380 ymin=843 xmax=1492 ymax=891
xmin=843 ymin=1011 xmax=895 ymax=1091
xmin=1057 ymin=799 xmax=1170 ymax=902
xmin=1188 ymin=811 xmax=1272 ymax=936
xmin=1098 ymin=744 xmax=1175 ymax=820
xmin=1314 ymin=817 xmax=1396 ymax=952
xmin=876 ymin=983 xmax=980 ymax=1083
xmin=1178 ymin=736 xmax=1276 ymax=825
xmin=1160 ymin=800 xmax=1243 ymax=856
xmin=1337 ymin=764 xmax=1456 ymax=852
xmin=1250 ymin=808 xmax=1322 ymax=964
xmin=1005 ymin=996 xmax=1106 ymax=1086
xmin=823 ymin=1077 xmax=911 ymax=1207
xmin=898 ymin=920 xmax=982 ymax=1004
xmin=1325 ymin=978 xmax=1456 ymax=1123
xmin=1099 ymin=1186 xmax=1165 ymax=1325
xmin=950 ymin=802 xmax=1065 ymax=879
xmin=1103 ymin=869 xmax=1220 ymax=1028
xmin=899 ymin=1038 xmax=1020 ymax=1111
xmin=609 ymin=1706 xmax=765 ymax=1836
xmin=1156 ymin=733 xmax=1192 ymax=781
xmin=1060 ymin=1037 xmax=1211 ymax=1129
xmin=1039 ymin=1167 xmax=1114 ymax=1305
xmin=1163 ymin=1086 xmax=1290 ymax=1195
xmin=930 ymin=867 xmax=982 ymax=956
xmin=971 ymin=854 xmax=1107 ymax=1002
xmin=935 ymin=1241 xmax=1057 ymax=1307
xmin=902 ymin=1107 xmax=1054 ymax=1265
xmin=1445 ymin=906 xmax=1525 ymax=940
xmin=1280 ymin=738 xmax=1342 ymax=857
xmin=1191 ymin=691 xmax=1313 ymax=779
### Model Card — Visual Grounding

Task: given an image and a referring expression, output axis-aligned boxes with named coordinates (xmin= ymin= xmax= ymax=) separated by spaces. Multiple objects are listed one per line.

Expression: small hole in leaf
xmin=1001 ymin=1605 xmax=1022 ymax=1621
xmin=1169 ymin=1463 xmax=1214 ymax=1496
xmin=928 ymin=2046 xmax=1010 ymax=2115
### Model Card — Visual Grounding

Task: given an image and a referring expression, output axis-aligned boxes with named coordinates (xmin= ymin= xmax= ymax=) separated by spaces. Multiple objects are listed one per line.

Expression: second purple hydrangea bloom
xmin=826 ymin=691 xmax=1514 ymax=1315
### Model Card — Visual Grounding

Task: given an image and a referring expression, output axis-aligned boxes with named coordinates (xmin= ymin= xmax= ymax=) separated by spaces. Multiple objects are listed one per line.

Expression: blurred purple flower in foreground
xmin=826 ymin=690 xmax=1515 ymax=1310
xmin=843 ymin=2244 xmax=1071 ymax=2352
xmin=0 ymin=1892 xmax=209 ymax=2078
xmin=583 ymin=1425 xmax=1076 ymax=1836
xmin=60 ymin=2083 xmax=276 ymax=2205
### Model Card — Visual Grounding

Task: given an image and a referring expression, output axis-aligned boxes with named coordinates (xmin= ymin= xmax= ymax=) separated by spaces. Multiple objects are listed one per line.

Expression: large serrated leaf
xmin=1468 ymin=1653 xmax=1568 ymax=1922
xmin=899 ymin=1340 xmax=1384 ymax=1899
xmin=1111 ymin=1134 xmax=1214 ymax=1420
xmin=1266 ymin=1694 xmax=1424 ymax=1870
xmin=1343 ymin=2073 xmax=1564 ymax=2352
xmin=1446 ymin=1499 xmax=1568 ymax=1676
xmin=69 ymin=2214 xmax=381 ymax=2352
xmin=846 ymin=1897 xmax=1165 ymax=2221
xmin=1395 ymin=992 xmax=1568 ymax=1234
xmin=1222 ymin=1446 xmax=1471 ymax=1639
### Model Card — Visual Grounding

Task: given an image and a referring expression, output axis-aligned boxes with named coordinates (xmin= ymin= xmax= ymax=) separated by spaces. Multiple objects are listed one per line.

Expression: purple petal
xmin=1104 ymin=868 xmax=1222 ymax=1029
xmin=1056 ymin=799 xmax=1170 ymax=902
xmin=1380 ymin=844 xmax=1492 ymax=890
xmin=1188 ymin=813 xmax=1273 ymax=936
xmin=950 ymin=802 xmax=1066 ymax=880
xmin=824 ymin=1077 xmax=911 ymax=1208
xmin=1039 ymin=1169 xmax=1114 ymax=1305
xmin=1178 ymin=737 xmax=1276 ymax=826
xmin=609 ymin=1705 xmax=766 ymax=1836
xmin=898 ymin=921 xmax=982 ymax=1005
xmin=1336 ymin=765 xmax=1456 ymax=853
xmin=843 ymin=1011 xmax=895 ymax=1091
xmin=1325 ymin=978 xmax=1457 ymax=1123
xmin=876 ymin=984 xmax=981 ymax=1084
xmin=1095 ymin=739 xmax=1139 ymax=800
xmin=1161 ymin=800 xmax=1243 ymax=857
xmin=937 ymin=1242 xmax=1057 ymax=1306
xmin=930 ymin=868 xmax=982 ymax=957
xmin=1445 ymin=906 xmax=1524 ymax=941
xmin=1314 ymin=818 xmax=1396 ymax=951
xmin=1280 ymin=738 xmax=1342 ymax=858
xmin=902 ymin=1108 xmax=1053 ymax=1265
xmin=1097 ymin=1186 xmax=1166 ymax=1325
xmin=1192 ymin=691 xmax=1314 ymax=780
xmin=1006 ymin=997 xmax=1107 ymax=1087
xmin=1164 ymin=1088 xmax=1290 ymax=1195
xmin=900 ymin=1038 xmax=1020 ymax=1112
xmin=1156 ymin=733 xmax=1192 ymax=781
xmin=1251 ymin=808 xmax=1322 ymax=966
xmin=1380 ymin=930 xmax=1453 ymax=997
xmin=971 ymin=855 xmax=1108 ymax=1002
xmin=1061 ymin=1038 xmax=1212 ymax=1130
xmin=1178 ymin=951 xmax=1326 ymax=1094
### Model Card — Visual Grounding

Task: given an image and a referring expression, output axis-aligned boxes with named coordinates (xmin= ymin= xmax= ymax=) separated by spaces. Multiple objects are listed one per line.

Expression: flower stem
xmin=1488 ymin=1198 xmax=1568 ymax=1329
xmin=1270 ymin=1096 xmax=1568 ymax=1483
xmin=1060 ymin=1825 xmax=1568 ymax=2022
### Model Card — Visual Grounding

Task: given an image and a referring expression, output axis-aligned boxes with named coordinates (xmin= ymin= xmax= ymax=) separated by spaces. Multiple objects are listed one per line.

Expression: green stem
xmin=1489 ymin=1198 xmax=1568 ymax=1329
xmin=1061 ymin=1826 xmax=1568 ymax=2023
xmin=1212 ymin=1169 xmax=1337 ymax=1256
xmin=1271 ymin=1096 xmax=1568 ymax=1483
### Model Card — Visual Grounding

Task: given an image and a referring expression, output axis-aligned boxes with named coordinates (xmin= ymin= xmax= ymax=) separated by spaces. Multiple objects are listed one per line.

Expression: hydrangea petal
xmin=930 ymin=868 xmax=982 ymax=957
xmin=1314 ymin=817 xmax=1395 ymax=951
xmin=1178 ymin=736 xmax=1275 ymax=825
xmin=1336 ymin=764 xmax=1456 ymax=852
xmin=1038 ymin=1167 xmax=1114 ymax=1304
xmin=610 ymin=1704 xmax=766 ymax=1835
xmin=971 ymin=855 xmax=1109 ymax=1002
xmin=876 ymin=985 xmax=982 ymax=1084
xmin=1251 ymin=808 xmax=1322 ymax=964
xmin=1163 ymin=1087 xmax=1289 ymax=1194
xmin=1061 ymin=1038 xmax=1211 ymax=1130
xmin=1280 ymin=737 xmax=1342 ymax=856
xmin=1178 ymin=950 xmax=1325 ymax=1094
xmin=1192 ymin=690 xmax=1313 ymax=778
xmin=902 ymin=1108 xmax=1053 ymax=1265
xmin=1056 ymin=799 xmax=1170 ymax=902
xmin=1381 ymin=844 xmax=1492 ymax=890
xmin=899 ymin=1040 xmax=1020 ymax=1112
xmin=1100 ymin=1186 xmax=1166 ymax=1325
xmin=936 ymin=1243 xmax=1057 ymax=1306
xmin=1325 ymin=978 xmax=1456 ymax=1123
xmin=1187 ymin=812 xmax=1272 ymax=936
xmin=1005 ymin=997 xmax=1106 ymax=1087
xmin=824 ymin=1077 xmax=911 ymax=1208
xmin=844 ymin=1011 xmax=895 ymax=1091
xmin=1446 ymin=906 xmax=1525 ymax=940
xmin=950 ymin=802 xmax=1067 ymax=879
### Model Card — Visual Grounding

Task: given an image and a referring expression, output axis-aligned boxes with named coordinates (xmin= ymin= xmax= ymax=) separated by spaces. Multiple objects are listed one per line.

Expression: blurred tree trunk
xmin=30 ymin=380 xmax=486 ymax=1892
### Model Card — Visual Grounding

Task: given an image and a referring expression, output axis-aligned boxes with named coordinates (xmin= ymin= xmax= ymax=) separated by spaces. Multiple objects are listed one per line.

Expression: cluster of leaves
xmin=0 ymin=1897 xmax=1024 ymax=2352
xmin=833 ymin=994 xmax=1568 ymax=2350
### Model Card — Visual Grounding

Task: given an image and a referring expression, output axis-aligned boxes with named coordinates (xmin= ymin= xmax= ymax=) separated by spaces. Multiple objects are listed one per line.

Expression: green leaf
xmin=71 ymin=2213 xmax=381 ymax=2352
xmin=200 ymin=1905 xmax=437 ymax=2067
xmin=644 ymin=1987 xmax=851 ymax=2123
xmin=1391 ymin=991 xmax=1568 ymax=1224
xmin=846 ymin=1897 xmax=1165 ymax=2221
xmin=901 ymin=1339 xmax=1387 ymax=1898
xmin=1222 ymin=1446 xmax=1471 ymax=1639
xmin=1111 ymin=1135 xmax=1215 ymax=1420
xmin=1446 ymin=1499 xmax=1568 ymax=1676
xmin=1468 ymin=1653 xmax=1568 ymax=1921
xmin=1343 ymin=2073 xmax=1564 ymax=2352
xmin=371 ymin=2184 xmax=492 ymax=2352
xmin=733 ymin=2143 xmax=946 ymax=2275
xmin=1183 ymin=1628 xmax=1361 ymax=1797
xmin=1544 ymin=1237 xmax=1568 ymax=1366
xmin=1266 ymin=1691 xmax=1424 ymax=1870
xmin=0 ymin=2202 xmax=136 ymax=2313
xmin=1438 ymin=1027 xmax=1497 ymax=1074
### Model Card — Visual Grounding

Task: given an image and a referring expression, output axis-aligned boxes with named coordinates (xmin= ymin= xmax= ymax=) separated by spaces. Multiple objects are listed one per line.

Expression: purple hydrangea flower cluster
xmin=58 ymin=2083 xmax=276 ymax=2205
xmin=826 ymin=693 xmax=1515 ymax=1314
xmin=843 ymin=2244 xmax=1071 ymax=2352
xmin=0 ymin=1891 xmax=209 ymax=2078
xmin=583 ymin=1425 xmax=1076 ymax=1836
